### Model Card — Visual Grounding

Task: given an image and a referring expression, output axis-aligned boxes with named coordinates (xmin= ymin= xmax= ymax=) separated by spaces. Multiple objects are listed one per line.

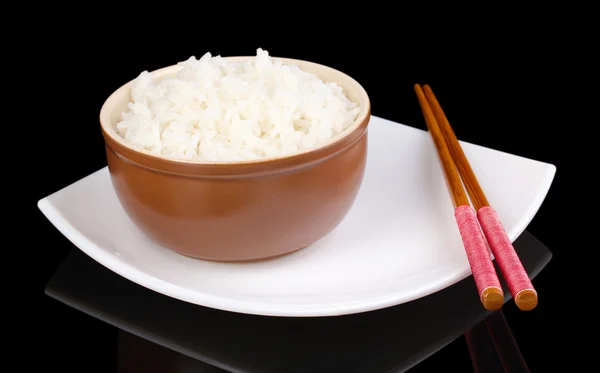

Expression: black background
xmin=25 ymin=19 xmax=566 ymax=372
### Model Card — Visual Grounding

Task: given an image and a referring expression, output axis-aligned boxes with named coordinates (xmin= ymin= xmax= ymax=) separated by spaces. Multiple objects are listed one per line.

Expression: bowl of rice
xmin=99 ymin=48 xmax=371 ymax=262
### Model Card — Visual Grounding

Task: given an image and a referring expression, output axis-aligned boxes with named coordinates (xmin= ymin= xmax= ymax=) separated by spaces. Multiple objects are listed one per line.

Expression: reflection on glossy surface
xmin=465 ymin=319 xmax=505 ymax=373
xmin=484 ymin=310 xmax=530 ymax=372
xmin=45 ymin=231 xmax=551 ymax=373
xmin=466 ymin=310 xmax=530 ymax=373
xmin=117 ymin=331 xmax=226 ymax=373
xmin=116 ymin=311 xmax=532 ymax=373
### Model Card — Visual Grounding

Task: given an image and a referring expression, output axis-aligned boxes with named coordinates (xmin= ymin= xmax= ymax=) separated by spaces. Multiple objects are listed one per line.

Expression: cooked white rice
xmin=115 ymin=48 xmax=361 ymax=162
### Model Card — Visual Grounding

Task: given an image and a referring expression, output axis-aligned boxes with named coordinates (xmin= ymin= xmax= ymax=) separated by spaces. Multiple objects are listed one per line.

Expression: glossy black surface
xmin=45 ymin=231 xmax=550 ymax=372
xmin=29 ymin=34 xmax=567 ymax=372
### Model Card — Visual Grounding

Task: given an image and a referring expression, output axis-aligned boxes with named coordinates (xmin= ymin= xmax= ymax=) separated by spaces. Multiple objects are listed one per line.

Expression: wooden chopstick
xmin=422 ymin=84 xmax=538 ymax=311
xmin=414 ymin=84 xmax=504 ymax=311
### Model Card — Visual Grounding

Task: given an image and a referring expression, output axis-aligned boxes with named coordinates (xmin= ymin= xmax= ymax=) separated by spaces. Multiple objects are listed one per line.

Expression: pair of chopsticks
xmin=414 ymin=84 xmax=537 ymax=311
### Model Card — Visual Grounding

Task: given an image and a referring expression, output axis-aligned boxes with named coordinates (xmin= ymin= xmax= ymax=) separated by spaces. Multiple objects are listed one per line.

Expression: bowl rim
xmin=99 ymin=56 xmax=371 ymax=175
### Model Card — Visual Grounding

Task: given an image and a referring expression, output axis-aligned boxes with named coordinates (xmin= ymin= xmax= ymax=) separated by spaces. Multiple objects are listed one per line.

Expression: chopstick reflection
xmin=464 ymin=310 xmax=530 ymax=373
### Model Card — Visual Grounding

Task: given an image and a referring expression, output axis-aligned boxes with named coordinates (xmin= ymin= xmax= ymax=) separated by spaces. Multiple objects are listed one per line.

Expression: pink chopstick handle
xmin=455 ymin=205 xmax=503 ymax=309
xmin=477 ymin=206 xmax=537 ymax=310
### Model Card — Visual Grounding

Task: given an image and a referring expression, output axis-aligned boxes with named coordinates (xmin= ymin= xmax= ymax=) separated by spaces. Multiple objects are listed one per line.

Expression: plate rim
xmin=37 ymin=116 xmax=557 ymax=317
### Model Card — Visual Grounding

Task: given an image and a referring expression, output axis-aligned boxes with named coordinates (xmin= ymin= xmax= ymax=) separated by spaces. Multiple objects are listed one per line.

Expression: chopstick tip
xmin=515 ymin=289 xmax=538 ymax=311
xmin=413 ymin=84 xmax=424 ymax=96
xmin=481 ymin=287 xmax=504 ymax=311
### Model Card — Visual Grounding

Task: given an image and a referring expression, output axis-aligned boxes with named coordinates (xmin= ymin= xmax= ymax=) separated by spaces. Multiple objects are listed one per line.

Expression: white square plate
xmin=38 ymin=116 xmax=556 ymax=317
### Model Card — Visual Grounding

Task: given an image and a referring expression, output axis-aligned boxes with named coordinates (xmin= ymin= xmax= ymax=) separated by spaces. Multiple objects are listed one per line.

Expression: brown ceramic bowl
xmin=99 ymin=56 xmax=371 ymax=262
